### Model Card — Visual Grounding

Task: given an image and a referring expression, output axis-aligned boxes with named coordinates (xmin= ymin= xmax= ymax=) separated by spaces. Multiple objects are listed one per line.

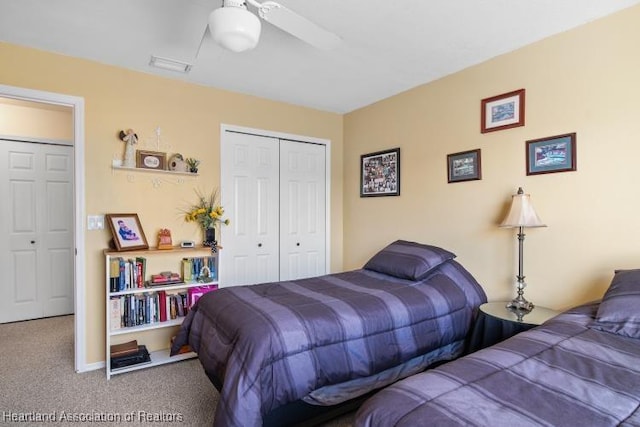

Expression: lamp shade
xmin=499 ymin=187 xmax=546 ymax=228
xmin=209 ymin=6 xmax=262 ymax=53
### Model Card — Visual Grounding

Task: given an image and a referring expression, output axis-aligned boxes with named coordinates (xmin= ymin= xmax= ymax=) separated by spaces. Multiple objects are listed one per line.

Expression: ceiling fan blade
xmin=194 ymin=25 xmax=209 ymax=58
xmin=257 ymin=1 xmax=341 ymax=50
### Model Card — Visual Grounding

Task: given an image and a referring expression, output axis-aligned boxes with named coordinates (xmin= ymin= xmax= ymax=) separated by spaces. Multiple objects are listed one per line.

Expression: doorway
xmin=0 ymin=84 xmax=86 ymax=373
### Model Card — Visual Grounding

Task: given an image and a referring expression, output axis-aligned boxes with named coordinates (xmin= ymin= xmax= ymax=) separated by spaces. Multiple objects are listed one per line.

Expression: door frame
xmin=0 ymin=84 xmax=86 ymax=373
xmin=220 ymin=124 xmax=331 ymax=276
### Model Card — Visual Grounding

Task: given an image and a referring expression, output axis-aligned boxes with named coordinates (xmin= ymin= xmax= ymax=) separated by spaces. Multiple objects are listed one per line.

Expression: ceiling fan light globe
xmin=209 ymin=7 xmax=262 ymax=53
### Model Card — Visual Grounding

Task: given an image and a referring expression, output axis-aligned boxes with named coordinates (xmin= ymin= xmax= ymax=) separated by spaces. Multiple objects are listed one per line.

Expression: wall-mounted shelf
xmin=112 ymin=165 xmax=198 ymax=177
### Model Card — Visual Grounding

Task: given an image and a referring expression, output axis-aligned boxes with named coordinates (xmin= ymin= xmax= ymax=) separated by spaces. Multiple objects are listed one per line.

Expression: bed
xmin=170 ymin=240 xmax=487 ymax=427
xmin=355 ymin=268 xmax=640 ymax=427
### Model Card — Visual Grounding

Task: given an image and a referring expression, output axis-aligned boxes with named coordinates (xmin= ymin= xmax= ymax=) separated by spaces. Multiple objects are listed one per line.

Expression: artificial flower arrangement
xmin=183 ymin=189 xmax=230 ymax=230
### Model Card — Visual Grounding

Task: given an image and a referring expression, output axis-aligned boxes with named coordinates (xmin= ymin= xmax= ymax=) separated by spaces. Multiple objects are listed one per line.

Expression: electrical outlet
xmin=88 ymin=215 xmax=105 ymax=230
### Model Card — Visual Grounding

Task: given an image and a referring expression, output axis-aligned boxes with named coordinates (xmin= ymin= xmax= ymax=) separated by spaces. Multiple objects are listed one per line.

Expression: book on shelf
xmin=109 ymin=297 xmax=122 ymax=330
xmin=181 ymin=258 xmax=193 ymax=282
xmin=158 ymin=290 xmax=167 ymax=322
xmin=110 ymin=345 xmax=151 ymax=370
xmin=147 ymin=280 xmax=184 ymax=287
xmin=109 ymin=257 xmax=120 ymax=292
xmin=118 ymin=257 xmax=126 ymax=291
xmin=110 ymin=340 xmax=138 ymax=357
xmin=187 ymin=285 xmax=218 ymax=307
xmin=135 ymin=256 xmax=146 ymax=288
xmin=170 ymin=335 xmax=192 ymax=355
xmin=149 ymin=271 xmax=183 ymax=286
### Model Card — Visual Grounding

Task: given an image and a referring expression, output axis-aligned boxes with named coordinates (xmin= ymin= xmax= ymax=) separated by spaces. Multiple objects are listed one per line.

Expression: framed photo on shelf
xmin=360 ymin=147 xmax=400 ymax=197
xmin=447 ymin=149 xmax=482 ymax=183
xmin=481 ymin=89 xmax=525 ymax=133
xmin=526 ymin=132 xmax=577 ymax=175
xmin=106 ymin=213 xmax=149 ymax=251
xmin=136 ymin=150 xmax=167 ymax=170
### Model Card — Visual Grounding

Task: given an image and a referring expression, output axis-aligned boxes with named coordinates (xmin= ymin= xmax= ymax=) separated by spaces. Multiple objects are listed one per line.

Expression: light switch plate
xmin=88 ymin=215 xmax=105 ymax=230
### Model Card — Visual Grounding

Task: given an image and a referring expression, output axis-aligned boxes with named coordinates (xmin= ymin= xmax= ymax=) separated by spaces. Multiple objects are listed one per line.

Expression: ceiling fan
xmin=207 ymin=0 xmax=341 ymax=52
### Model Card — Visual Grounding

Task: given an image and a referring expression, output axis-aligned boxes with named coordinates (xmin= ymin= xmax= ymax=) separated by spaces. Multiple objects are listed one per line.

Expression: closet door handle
xmin=296 ymin=243 xmax=300 ymax=247
xmin=258 ymin=243 xmax=262 ymax=248
xmin=30 ymin=240 xmax=36 ymax=244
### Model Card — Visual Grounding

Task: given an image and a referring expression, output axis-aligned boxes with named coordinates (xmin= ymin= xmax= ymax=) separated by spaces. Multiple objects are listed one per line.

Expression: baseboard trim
xmin=76 ymin=360 xmax=104 ymax=373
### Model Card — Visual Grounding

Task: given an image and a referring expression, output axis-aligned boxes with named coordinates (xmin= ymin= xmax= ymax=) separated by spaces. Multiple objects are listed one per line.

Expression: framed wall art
xmin=447 ymin=149 xmax=482 ymax=183
xmin=526 ymin=132 xmax=576 ymax=175
xmin=106 ymin=213 xmax=149 ymax=251
xmin=136 ymin=150 xmax=167 ymax=170
xmin=360 ymin=147 xmax=400 ymax=197
xmin=481 ymin=89 xmax=525 ymax=133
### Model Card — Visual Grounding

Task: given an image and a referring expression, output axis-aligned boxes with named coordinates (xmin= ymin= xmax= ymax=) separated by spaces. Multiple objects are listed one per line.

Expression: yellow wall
xmin=0 ymin=98 xmax=73 ymax=141
xmin=0 ymin=42 xmax=344 ymax=364
xmin=2 ymin=4 xmax=639 ymax=367
xmin=344 ymin=5 xmax=640 ymax=311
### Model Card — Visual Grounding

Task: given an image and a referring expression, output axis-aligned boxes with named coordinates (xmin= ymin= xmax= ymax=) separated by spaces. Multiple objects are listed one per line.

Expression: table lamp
xmin=499 ymin=187 xmax=546 ymax=312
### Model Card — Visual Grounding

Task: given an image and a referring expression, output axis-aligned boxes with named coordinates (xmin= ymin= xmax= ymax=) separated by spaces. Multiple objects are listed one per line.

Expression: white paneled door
xmin=220 ymin=130 xmax=327 ymax=287
xmin=279 ymin=140 xmax=326 ymax=281
xmin=221 ymin=132 xmax=280 ymax=286
xmin=0 ymin=140 xmax=74 ymax=323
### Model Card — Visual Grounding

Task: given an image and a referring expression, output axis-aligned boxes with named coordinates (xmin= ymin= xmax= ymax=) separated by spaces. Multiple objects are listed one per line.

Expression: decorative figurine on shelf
xmin=119 ymin=128 xmax=138 ymax=168
xmin=182 ymin=188 xmax=230 ymax=253
xmin=185 ymin=157 xmax=200 ymax=174
xmin=157 ymin=228 xmax=173 ymax=250
xmin=197 ymin=266 xmax=214 ymax=283
xmin=169 ymin=153 xmax=187 ymax=172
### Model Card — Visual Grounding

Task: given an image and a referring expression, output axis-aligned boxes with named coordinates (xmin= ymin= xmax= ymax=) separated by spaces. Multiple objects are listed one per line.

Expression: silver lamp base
xmin=506 ymin=296 xmax=534 ymax=313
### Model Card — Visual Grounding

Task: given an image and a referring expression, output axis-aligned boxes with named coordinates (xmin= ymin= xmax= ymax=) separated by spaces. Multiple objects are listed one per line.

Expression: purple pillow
xmin=363 ymin=240 xmax=456 ymax=281
xmin=591 ymin=269 xmax=640 ymax=338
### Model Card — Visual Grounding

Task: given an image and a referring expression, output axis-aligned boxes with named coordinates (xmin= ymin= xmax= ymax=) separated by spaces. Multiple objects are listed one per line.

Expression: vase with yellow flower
xmin=183 ymin=189 xmax=229 ymax=248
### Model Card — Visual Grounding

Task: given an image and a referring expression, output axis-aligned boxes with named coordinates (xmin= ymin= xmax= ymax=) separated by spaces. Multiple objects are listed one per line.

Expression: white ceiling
xmin=1 ymin=0 xmax=638 ymax=113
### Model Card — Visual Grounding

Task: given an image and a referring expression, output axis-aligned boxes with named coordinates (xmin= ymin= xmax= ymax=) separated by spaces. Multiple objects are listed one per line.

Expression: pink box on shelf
xmin=187 ymin=285 xmax=218 ymax=308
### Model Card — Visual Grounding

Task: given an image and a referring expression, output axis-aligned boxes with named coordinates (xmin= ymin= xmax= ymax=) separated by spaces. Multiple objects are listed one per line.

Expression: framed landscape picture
xmin=360 ymin=148 xmax=400 ymax=197
xmin=481 ymin=89 xmax=525 ymax=133
xmin=526 ymin=133 xmax=577 ymax=175
xmin=447 ymin=149 xmax=482 ymax=183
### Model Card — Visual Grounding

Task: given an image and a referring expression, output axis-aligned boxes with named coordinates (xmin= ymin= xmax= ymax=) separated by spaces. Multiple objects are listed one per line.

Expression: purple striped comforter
xmin=171 ymin=260 xmax=486 ymax=427
xmin=356 ymin=302 xmax=640 ymax=426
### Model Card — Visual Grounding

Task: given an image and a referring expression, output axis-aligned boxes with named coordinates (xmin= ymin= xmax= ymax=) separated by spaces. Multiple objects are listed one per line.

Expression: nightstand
xmin=466 ymin=302 xmax=559 ymax=354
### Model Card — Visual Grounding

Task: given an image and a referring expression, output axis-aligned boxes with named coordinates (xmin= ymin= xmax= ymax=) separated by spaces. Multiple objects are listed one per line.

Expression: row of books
xmin=109 ymin=257 xmax=147 ymax=292
xmin=109 ymin=256 xmax=218 ymax=293
xmin=109 ymin=290 xmax=189 ymax=330
xmin=182 ymin=256 xmax=218 ymax=282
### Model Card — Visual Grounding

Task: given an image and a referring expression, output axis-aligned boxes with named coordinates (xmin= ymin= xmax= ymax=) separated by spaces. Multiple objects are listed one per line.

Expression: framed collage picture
xmin=360 ymin=148 xmax=400 ymax=197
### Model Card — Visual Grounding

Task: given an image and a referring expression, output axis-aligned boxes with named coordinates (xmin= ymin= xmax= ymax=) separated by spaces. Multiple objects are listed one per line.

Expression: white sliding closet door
xmin=279 ymin=140 xmax=326 ymax=281
xmin=221 ymin=132 xmax=280 ymax=286
xmin=0 ymin=140 xmax=74 ymax=323
xmin=220 ymin=130 xmax=327 ymax=287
